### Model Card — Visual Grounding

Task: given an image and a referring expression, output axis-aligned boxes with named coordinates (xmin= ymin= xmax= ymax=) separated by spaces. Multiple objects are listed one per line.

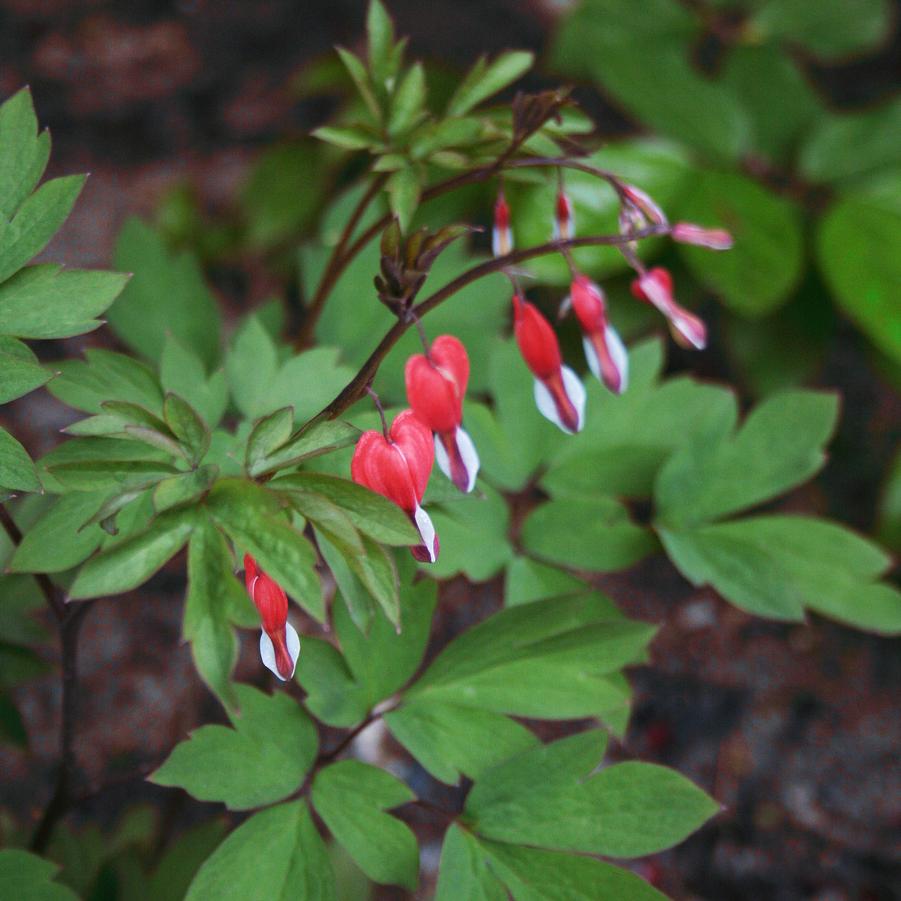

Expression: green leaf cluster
xmin=0 ymin=88 xmax=129 ymax=492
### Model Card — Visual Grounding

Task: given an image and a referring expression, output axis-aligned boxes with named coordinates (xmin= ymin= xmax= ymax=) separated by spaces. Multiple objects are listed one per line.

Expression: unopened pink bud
xmin=553 ymin=190 xmax=575 ymax=241
xmin=492 ymin=191 xmax=513 ymax=257
xmin=622 ymin=184 xmax=667 ymax=226
xmin=672 ymin=222 xmax=733 ymax=250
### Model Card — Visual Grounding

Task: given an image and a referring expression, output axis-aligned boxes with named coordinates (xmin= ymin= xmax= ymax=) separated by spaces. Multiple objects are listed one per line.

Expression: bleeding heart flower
xmin=351 ymin=409 xmax=439 ymax=562
xmin=513 ymin=294 xmax=586 ymax=434
xmin=244 ymin=554 xmax=300 ymax=681
xmin=553 ymin=189 xmax=575 ymax=241
xmin=405 ymin=335 xmax=480 ymax=493
xmin=671 ymin=222 xmax=734 ymax=250
xmin=492 ymin=189 xmax=513 ymax=257
xmin=631 ymin=267 xmax=707 ymax=351
xmin=569 ymin=274 xmax=628 ymax=394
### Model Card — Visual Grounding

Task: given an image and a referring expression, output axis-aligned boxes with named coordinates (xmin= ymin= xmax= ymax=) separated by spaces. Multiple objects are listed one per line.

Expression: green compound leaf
xmin=406 ymin=593 xmax=653 ymax=724
xmin=446 ymin=50 xmax=534 ymax=117
xmin=111 ymin=219 xmax=222 ymax=368
xmin=0 ymin=336 xmax=50 ymax=403
xmin=160 ymin=334 xmax=228 ymax=430
xmin=522 ymin=496 xmax=657 ymax=573
xmin=68 ymin=507 xmax=195 ymax=599
xmin=504 ymin=557 xmax=594 ymax=607
xmin=206 ymin=478 xmax=324 ymax=622
xmin=655 ymin=389 xmax=839 ymax=528
xmin=749 ymin=0 xmax=892 ymax=61
xmin=0 ymin=88 xmax=51 ymax=219
xmin=0 ymin=173 xmax=84 ymax=284
xmin=0 ymin=849 xmax=78 ymax=901
xmin=550 ymin=0 xmax=748 ymax=160
xmin=225 ymin=313 xmax=354 ymax=422
xmin=817 ymin=189 xmax=901 ymax=364
xmin=0 ymin=265 xmax=128 ymax=340
xmin=435 ymin=825 xmax=508 ymax=901
xmin=183 ymin=517 xmax=250 ymax=710
xmin=422 ymin=481 xmax=513 ymax=581
xmin=185 ymin=801 xmax=334 ymax=901
xmin=385 ymin=701 xmax=538 ymax=785
xmin=539 ymin=339 xmax=737 ymax=499
xmin=676 ymin=169 xmax=805 ymax=317
xmin=299 ymin=555 xmax=436 ymax=725
xmin=151 ymin=684 xmax=318 ymax=809
xmin=659 ymin=515 xmax=901 ymax=633
xmin=719 ymin=45 xmax=824 ymax=166
xmin=9 ymin=492 xmax=107 ymax=574
xmin=0 ymin=426 xmax=40 ymax=492
xmin=48 ymin=348 xmax=164 ymax=415
xmin=272 ymin=472 xmax=418 ymax=546
xmin=312 ymin=760 xmax=418 ymax=890
xmin=465 ymin=730 xmax=719 ymax=858
xmin=479 ymin=839 xmax=668 ymax=901
xmin=799 ymin=98 xmax=901 ymax=184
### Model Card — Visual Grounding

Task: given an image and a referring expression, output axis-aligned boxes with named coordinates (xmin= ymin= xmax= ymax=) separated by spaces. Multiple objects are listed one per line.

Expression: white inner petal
xmin=582 ymin=335 xmax=601 ymax=382
xmin=561 ymin=365 xmax=586 ymax=433
xmin=413 ymin=504 xmax=437 ymax=562
xmin=533 ymin=377 xmax=562 ymax=430
xmin=284 ymin=623 xmax=301 ymax=679
xmin=259 ymin=631 xmax=281 ymax=680
xmin=455 ymin=426 xmax=480 ymax=493
xmin=433 ymin=432 xmax=451 ymax=483
xmin=605 ymin=325 xmax=629 ymax=393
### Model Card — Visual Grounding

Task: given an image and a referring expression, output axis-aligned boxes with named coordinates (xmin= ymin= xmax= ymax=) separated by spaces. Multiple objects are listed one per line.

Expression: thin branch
xmin=317 ymin=713 xmax=377 ymax=765
xmin=30 ymin=600 xmax=95 ymax=853
xmin=0 ymin=503 xmax=66 ymax=620
xmin=292 ymin=155 xmax=628 ymax=349
xmin=314 ymin=225 xmax=667 ymax=421
xmin=295 ymin=172 xmax=388 ymax=349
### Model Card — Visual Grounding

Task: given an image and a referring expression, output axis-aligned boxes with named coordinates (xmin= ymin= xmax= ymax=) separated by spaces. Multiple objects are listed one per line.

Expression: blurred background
xmin=0 ymin=1 xmax=899 ymax=898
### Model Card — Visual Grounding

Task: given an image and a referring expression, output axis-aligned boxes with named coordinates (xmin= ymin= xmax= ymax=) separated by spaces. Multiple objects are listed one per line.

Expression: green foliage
xmin=311 ymin=760 xmax=418 ymax=890
xmin=0 ymin=849 xmax=78 ymax=900
xmin=817 ymin=184 xmax=901 ymax=363
xmin=111 ymin=219 xmax=221 ymax=368
xmin=463 ymin=730 xmax=718 ymax=857
xmin=676 ymin=170 xmax=804 ymax=316
xmin=185 ymin=801 xmax=334 ymax=901
xmin=151 ymin=684 xmax=318 ymax=809
xmin=0 ymin=426 xmax=40 ymax=493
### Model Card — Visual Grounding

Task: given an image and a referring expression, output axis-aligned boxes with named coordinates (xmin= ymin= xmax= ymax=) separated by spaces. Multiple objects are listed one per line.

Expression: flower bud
xmin=622 ymin=183 xmax=667 ymax=226
xmin=405 ymin=335 xmax=480 ymax=493
xmin=671 ymin=222 xmax=733 ymax=250
xmin=492 ymin=190 xmax=513 ymax=257
xmin=351 ymin=409 xmax=439 ymax=562
xmin=244 ymin=554 xmax=300 ymax=681
xmin=570 ymin=274 xmax=628 ymax=395
xmin=553 ymin=189 xmax=575 ymax=241
xmin=513 ymin=294 xmax=586 ymax=434
xmin=631 ymin=267 xmax=707 ymax=351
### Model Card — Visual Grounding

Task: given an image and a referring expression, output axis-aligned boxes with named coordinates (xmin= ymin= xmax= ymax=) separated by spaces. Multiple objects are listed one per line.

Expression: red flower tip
xmin=570 ymin=275 xmax=628 ymax=395
xmin=633 ymin=267 xmax=707 ymax=351
xmin=553 ymin=189 xmax=574 ymax=241
xmin=513 ymin=294 xmax=586 ymax=434
xmin=405 ymin=336 xmax=480 ymax=493
xmin=243 ymin=557 xmax=299 ymax=681
xmin=492 ymin=190 xmax=513 ymax=257
xmin=351 ymin=410 xmax=439 ymax=561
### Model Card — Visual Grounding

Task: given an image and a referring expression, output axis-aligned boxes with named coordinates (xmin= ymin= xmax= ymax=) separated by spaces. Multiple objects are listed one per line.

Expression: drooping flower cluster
xmin=488 ymin=183 xmax=732 ymax=432
xmin=243 ymin=173 xmax=733 ymax=682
